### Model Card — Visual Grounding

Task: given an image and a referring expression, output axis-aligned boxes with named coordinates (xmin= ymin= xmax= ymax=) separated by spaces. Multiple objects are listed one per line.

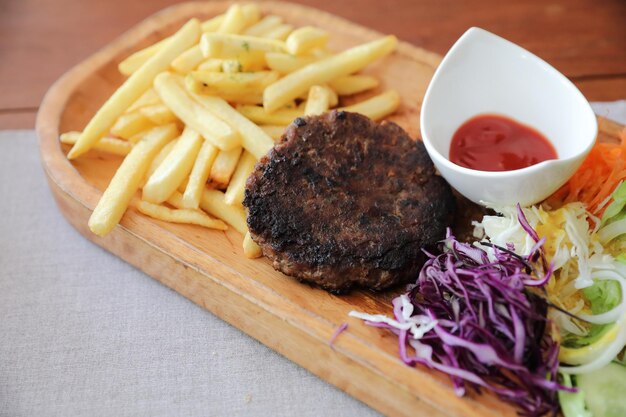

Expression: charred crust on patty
xmin=244 ymin=111 xmax=455 ymax=292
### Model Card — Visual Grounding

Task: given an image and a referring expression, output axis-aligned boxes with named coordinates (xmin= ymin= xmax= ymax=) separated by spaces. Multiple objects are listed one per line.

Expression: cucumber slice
xmin=577 ymin=362 xmax=626 ymax=417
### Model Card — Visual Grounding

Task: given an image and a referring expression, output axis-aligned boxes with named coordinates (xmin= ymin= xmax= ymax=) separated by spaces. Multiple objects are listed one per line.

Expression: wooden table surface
xmin=1 ymin=0 xmax=624 ymax=129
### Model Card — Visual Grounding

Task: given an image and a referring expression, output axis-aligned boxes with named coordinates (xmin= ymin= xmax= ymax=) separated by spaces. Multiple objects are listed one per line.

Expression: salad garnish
xmin=351 ymin=228 xmax=570 ymax=416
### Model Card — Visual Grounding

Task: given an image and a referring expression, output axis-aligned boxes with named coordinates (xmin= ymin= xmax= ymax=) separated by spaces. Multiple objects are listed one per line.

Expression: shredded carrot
xmin=546 ymin=127 xmax=626 ymax=216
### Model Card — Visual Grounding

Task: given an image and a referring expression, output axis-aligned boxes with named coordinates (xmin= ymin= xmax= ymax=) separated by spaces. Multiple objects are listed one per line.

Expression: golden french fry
xmin=329 ymin=74 xmax=379 ymax=95
xmin=118 ymin=41 xmax=165 ymax=76
xmin=185 ymin=71 xmax=279 ymax=96
xmin=201 ymin=189 xmax=248 ymax=234
xmin=171 ymin=45 xmax=205 ymax=73
xmin=260 ymin=125 xmax=286 ymax=141
xmin=119 ymin=15 xmax=226 ymax=76
xmin=304 ymin=85 xmax=337 ymax=116
xmin=147 ymin=138 xmax=178 ymax=179
xmin=68 ymin=19 xmax=201 ymax=159
xmin=263 ymin=24 xmax=294 ymax=41
xmin=265 ymin=52 xmax=318 ymax=74
xmin=340 ymin=90 xmax=400 ymax=120
xmin=237 ymin=105 xmax=303 ymax=126
xmin=154 ymin=71 xmax=240 ymax=150
xmin=187 ymin=93 xmax=274 ymax=159
xmin=136 ymin=200 xmax=227 ymax=230
xmin=244 ymin=15 xmax=282 ymax=37
xmin=197 ymin=58 xmax=223 ymax=72
xmin=60 ymin=131 xmax=133 ymax=156
xmin=182 ymin=140 xmax=219 ymax=209
xmin=200 ymin=14 xmax=226 ymax=32
xmin=88 ymin=124 xmax=178 ymax=236
xmin=139 ymin=104 xmax=178 ymax=125
xmin=224 ymin=151 xmax=257 ymax=206
xmin=263 ymin=35 xmax=397 ymax=113
xmin=243 ymin=231 xmax=262 ymax=258
xmin=240 ymin=4 xmax=261 ymax=26
xmin=221 ymin=59 xmax=243 ymax=73
xmin=286 ymin=26 xmax=329 ymax=55
xmin=128 ymin=127 xmax=160 ymax=144
xmin=167 ymin=189 xmax=246 ymax=234
xmin=110 ymin=112 xmax=155 ymax=140
xmin=210 ymin=146 xmax=242 ymax=186
xmin=127 ymin=89 xmax=161 ymax=112
xmin=201 ymin=33 xmax=286 ymax=58
xmin=143 ymin=126 xmax=204 ymax=203
xmin=217 ymin=4 xmax=247 ymax=34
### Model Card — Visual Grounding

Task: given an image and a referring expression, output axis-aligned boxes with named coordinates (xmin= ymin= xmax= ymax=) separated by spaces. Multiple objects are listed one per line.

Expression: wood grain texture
xmin=3 ymin=0 xmax=626 ymax=130
xmin=35 ymin=2 xmax=625 ymax=417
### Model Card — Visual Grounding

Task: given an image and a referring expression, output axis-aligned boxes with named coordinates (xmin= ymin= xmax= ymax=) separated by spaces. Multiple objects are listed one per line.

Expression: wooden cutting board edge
xmin=35 ymin=2 xmax=625 ymax=417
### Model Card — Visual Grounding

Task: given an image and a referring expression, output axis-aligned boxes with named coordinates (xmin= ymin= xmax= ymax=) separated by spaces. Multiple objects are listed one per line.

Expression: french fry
xmin=260 ymin=125 xmax=286 ymax=141
xmin=171 ymin=45 xmax=205 ymax=73
xmin=128 ymin=127 xmax=159 ymax=144
xmin=210 ymin=146 xmax=243 ymax=186
xmin=304 ymin=85 xmax=335 ymax=116
xmin=217 ymin=4 xmax=247 ymax=34
xmin=147 ymin=138 xmax=178 ymax=178
xmin=286 ymin=26 xmax=329 ymax=55
xmin=136 ymin=200 xmax=227 ymax=230
xmin=143 ymin=126 xmax=204 ymax=203
xmin=263 ymin=35 xmax=397 ymax=113
xmin=339 ymin=90 xmax=400 ymax=120
xmin=263 ymin=24 xmax=294 ymax=41
xmin=139 ymin=104 xmax=178 ymax=125
xmin=60 ymin=131 xmax=133 ymax=156
xmin=187 ymin=93 xmax=274 ymax=159
xmin=224 ymin=151 xmax=257 ymax=205
xmin=265 ymin=52 xmax=318 ymax=74
xmin=329 ymin=74 xmax=379 ymax=95
xmin=68 ymin=19 xmax=201 ymax=159
xmin=126 ymin=89 xmax=161 ymax=112
xmin=88 ymin=124 xmax=178 ymax=236
xmin=201 ymin=189 xmax=248 ymax=234
xmin=185 ymin=70 xmax=279 ymax=96
xmin=201 ymin=33 xmax=286 ymax=58
xmin=240 ymin=4 xmax=262 ymax=26
xmin=182 ymin=140 xmax=219 ymax=209
xmin=243 ymin=15 xmax=282 ymax=37
xmin=243 ymin=232 xmax=262 ymax=258
xmin=154 ymin=71 xmax=240 ymax=150
xmin=110 ymin=112 xmax=155 ymax=140
xmin=200 ymin=14 xmax=226 ymax=32
xmin=237 ymin=105 xmax=303 ymax=126
xmin=118 ymin=15 xmax=226 ymax=76
xmin=117 ymin=41 xmax=165 ymax=76
xmin=167 ymin=189 xmax=247 ymax=234
xmin=197 ymin=58 xmax=223 ymax=72
xmin=221 ymin=59 xmax=243 ymax=73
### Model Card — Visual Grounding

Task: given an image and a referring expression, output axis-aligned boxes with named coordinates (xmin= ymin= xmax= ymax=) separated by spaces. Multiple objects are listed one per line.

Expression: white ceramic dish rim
xmin=420 ymin=27 xmax=598 ymax=179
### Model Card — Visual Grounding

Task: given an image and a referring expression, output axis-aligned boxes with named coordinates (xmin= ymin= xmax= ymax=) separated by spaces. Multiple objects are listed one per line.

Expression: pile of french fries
xmin=61 ymin=3 xmax=399 ymax=258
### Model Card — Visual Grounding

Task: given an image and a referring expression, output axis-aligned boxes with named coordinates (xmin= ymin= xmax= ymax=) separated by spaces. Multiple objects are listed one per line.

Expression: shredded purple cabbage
xmin=359 ymin=224 xmax=572 ymax=416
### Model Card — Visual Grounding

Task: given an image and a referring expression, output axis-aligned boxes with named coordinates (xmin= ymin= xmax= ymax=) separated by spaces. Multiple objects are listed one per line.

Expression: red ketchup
xmin=449 ymin=114 xmax=557 ymax=172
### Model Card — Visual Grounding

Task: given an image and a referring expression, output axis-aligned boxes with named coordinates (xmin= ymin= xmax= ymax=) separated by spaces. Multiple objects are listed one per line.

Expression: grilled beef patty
xmin=243 ymin=111 xmax=455 ymax=292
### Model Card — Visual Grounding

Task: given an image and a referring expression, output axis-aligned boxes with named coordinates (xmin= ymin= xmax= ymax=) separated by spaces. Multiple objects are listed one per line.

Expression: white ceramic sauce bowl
xmin=420 ymin=27 xmax=597 ymax=207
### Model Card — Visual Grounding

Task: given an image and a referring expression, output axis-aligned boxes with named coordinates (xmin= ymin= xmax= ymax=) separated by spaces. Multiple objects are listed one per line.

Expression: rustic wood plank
xmin=1 ymin=0 xmax=624 ymax=118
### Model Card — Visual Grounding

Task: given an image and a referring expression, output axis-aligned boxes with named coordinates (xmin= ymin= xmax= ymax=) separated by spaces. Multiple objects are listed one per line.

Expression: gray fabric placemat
xmin=0 ymin=130 xmax=379 ymax=417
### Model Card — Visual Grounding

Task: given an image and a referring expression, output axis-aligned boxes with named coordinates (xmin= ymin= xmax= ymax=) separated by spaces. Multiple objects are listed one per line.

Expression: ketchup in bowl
xmin=449 ymin=114 xmax=557 ymax=172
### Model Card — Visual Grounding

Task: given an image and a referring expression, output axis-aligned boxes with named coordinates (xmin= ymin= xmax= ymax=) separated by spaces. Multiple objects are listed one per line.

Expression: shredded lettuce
xmin=600 ymin=181 xmax=626 ymax=226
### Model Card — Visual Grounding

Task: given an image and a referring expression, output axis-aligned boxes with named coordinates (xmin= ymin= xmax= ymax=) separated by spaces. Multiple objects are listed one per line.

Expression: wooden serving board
xmin=36 ymin=2 xmax=624 ymax=416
